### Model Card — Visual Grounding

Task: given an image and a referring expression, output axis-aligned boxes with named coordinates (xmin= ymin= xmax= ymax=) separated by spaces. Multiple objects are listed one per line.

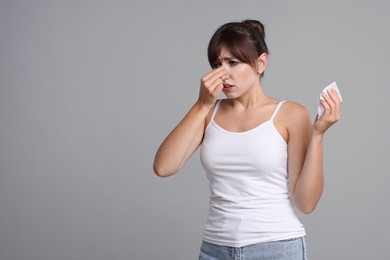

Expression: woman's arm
xmin=153 ymin=102 xmax=211 ymax=177
xmin=287 ymin=89 xmax=341 ymax=213
xmin=153 ymin=66 xmax=227 ymax=177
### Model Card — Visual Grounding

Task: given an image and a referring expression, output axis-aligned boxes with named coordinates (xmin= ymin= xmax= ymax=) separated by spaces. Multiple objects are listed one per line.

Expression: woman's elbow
xmin=153 ymin=162 xmax=177 ymax=178
xmin=298 ymin=203 xmax=317 ymax=214
xmin=153 ymin=163 xmax=168 ymax=178
xmin=301 ymin=207 xmax=315 ymax=214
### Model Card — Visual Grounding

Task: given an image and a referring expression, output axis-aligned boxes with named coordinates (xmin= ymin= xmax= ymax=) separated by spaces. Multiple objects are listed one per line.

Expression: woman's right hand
xmin=198 ymin=66 xmax=228 ymax=107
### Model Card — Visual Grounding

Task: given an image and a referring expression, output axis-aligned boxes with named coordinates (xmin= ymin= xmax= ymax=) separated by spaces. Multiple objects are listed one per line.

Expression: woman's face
xmin=212 ymin=47 xmax=261 ymax=99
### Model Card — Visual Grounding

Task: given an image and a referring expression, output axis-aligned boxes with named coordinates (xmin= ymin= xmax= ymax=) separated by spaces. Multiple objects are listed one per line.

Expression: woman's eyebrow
xmin=219 ymin=56 xmax=236 ymax=61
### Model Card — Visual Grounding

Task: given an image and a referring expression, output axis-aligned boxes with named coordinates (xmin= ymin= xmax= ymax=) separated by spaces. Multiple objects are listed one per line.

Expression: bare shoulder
xmin=282 ymin=101 xmax=308 ymax=113
xmin=280 ymin=101 xmax=310 ymax=122
xmin=276 ymin=101 xmax=312 ymax=138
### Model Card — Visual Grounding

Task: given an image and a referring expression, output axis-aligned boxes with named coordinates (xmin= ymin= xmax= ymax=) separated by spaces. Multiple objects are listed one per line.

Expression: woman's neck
xmin=228 ymin=83 xmax=271 ymax=110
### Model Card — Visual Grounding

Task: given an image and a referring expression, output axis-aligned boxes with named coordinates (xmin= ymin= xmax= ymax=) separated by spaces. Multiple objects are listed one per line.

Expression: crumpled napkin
xmin=317 ymin=81 xmax=343 ymax=118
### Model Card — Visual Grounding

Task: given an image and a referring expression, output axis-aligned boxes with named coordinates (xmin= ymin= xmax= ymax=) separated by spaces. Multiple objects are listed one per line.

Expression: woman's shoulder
xmin=281 ymin=100 xmax=307 ymax=112
xmin=279 ymin=100 xmax=310 ymax=122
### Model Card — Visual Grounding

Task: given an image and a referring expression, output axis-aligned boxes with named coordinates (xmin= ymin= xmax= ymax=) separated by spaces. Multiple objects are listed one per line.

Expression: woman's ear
xmin=257 ymin=53 xmax=268 ymax=75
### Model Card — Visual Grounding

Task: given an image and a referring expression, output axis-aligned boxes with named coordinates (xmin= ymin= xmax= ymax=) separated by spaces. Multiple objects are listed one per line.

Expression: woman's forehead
xmin=218 ymin=46 xmax=235 ymax=59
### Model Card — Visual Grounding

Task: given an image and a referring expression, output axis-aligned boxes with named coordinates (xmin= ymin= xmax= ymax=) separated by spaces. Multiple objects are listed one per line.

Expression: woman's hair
xmin=207 ymin=19 xmax=269 ymax=72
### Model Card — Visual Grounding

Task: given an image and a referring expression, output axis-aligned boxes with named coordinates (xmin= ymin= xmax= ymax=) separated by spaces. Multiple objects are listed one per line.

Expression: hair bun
xmin=242 ymin=19 xmax=266 ymax=38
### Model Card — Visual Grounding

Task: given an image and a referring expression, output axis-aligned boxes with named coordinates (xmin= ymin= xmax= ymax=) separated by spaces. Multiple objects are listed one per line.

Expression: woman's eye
xmin=212 ymin=63 xmax=222 ymax=69
xmin=229 ymin=60 xmax=239 ymax=66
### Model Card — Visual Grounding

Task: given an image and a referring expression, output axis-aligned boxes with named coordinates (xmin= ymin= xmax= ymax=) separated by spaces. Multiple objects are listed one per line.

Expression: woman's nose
xmin=221 ymin=73 xmax=229 ymax=82
xmin=221 ymin=66 xmax=230 ymax=80
xmin=222 ymin=62 xmax=229 ymax=71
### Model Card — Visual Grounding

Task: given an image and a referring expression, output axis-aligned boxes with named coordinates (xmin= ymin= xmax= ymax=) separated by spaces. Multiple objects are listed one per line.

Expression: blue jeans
xmin=199 ymin=236 xmax=308 ymax=260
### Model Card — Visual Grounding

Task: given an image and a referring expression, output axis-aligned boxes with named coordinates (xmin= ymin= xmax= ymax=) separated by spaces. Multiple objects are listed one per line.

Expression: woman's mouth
xmin=222 ymin=83 xmax=234 ymax=92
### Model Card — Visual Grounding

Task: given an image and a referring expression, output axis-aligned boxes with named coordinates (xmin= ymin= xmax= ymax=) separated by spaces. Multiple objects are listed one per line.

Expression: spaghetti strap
xmin=270 ymin=101 xmax=286 ymax=121
xmin=210 ymin=99 xmax=222 ymax=121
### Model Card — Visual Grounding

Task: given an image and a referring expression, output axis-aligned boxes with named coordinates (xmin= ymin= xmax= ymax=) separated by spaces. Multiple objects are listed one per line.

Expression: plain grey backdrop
xmin=1 ymin=0 xmax=389 ymax=259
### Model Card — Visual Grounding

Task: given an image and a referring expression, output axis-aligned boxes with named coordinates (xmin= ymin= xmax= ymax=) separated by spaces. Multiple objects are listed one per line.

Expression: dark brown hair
xmin=207 ymin=19 xmax=269 ymax=72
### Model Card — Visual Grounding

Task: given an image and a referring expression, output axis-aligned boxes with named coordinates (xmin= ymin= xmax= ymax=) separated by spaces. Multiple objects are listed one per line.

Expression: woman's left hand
xmin=313 ymin=88 xmax=342 ymax=135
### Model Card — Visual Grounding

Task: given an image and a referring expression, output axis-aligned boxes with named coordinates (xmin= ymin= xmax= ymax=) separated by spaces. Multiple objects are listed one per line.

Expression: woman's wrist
xmin=195 ymin=99 xmax=216 ymax=112
xmin=311 ymin=128 xmax=324 ymax=141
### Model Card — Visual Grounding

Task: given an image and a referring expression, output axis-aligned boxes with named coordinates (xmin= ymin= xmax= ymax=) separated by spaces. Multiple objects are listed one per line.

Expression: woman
xmin=153 ymin=19 xmax=341 ymax=260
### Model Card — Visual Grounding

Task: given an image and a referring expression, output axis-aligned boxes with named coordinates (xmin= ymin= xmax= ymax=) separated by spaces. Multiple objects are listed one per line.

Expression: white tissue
xmin=317 ymin=82 xmax=342 ymax=118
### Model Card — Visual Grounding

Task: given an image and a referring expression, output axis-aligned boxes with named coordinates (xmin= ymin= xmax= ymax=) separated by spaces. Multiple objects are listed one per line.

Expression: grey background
xmin=0 ymin=0 xmax=388 ymax=259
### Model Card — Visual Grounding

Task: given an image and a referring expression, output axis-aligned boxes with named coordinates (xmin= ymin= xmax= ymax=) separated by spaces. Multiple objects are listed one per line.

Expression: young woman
xmin=153 ymin=19 xmax=341 ymax=260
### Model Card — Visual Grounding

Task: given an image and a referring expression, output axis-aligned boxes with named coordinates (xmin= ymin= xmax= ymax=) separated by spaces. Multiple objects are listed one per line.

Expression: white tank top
xmin=200 ymin=100 xmax=305 ymax=247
